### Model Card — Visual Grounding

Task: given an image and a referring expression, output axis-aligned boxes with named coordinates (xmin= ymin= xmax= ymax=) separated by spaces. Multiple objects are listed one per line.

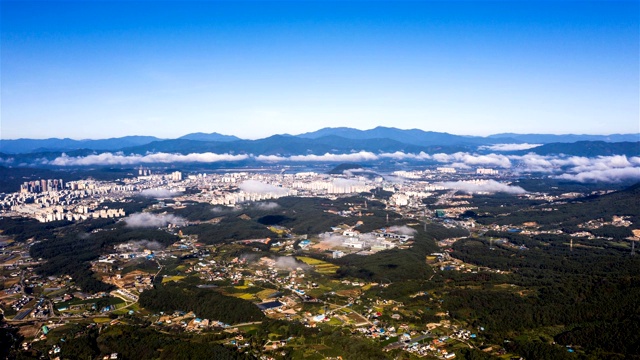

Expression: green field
xmin=297 ymin=257 xmax=340 ymax=274
xmin=161 ymin=275 xmax=186 ymax=283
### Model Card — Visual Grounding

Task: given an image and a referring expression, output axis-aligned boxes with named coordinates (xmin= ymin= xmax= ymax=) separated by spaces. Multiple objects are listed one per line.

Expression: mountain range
xmin=2 ymin=127 xmax=638 ymax=154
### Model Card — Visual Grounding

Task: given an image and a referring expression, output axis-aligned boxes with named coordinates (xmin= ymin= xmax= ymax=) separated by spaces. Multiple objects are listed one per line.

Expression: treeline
xmin=452 ymin=235 xmax=640 ymax=277
xmin=53 ymin=325 xmax=253 ymax=360
xmin=504 ymin=340 xmax=577 ymax=360
xmin=554 ymin=317 xmax=640 ymax=358
xmin=182 ymin=220 xmax=274 ymax=245
xmin=101 ymin=196 xmax=157 ymax=215
xmin=156 ymin=202 xmax=225 ymax=222
xmin=139 ymin=282 xmax=264 ymax=324
xmin=0 ymin=217 xmax=70 ymax=242
xmin=446 ymin=234 xmax=640 ymax=358
xmin=475 ymin=183 xmax=640 ymax=228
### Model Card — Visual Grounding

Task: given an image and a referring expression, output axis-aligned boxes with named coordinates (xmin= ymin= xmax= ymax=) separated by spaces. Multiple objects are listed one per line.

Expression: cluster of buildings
xmin=20 ymin=179 xmax=64 ymax=193
xmin=2 ymin=162 xmax=514 ymax=224
xmin=2 ymin=171 xmax=189 ymax=222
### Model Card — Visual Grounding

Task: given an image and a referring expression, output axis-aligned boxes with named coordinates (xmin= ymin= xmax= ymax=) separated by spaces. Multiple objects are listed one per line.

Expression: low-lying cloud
xmin=556 ymin=167 xmax=640 ymax=183
xmin=238 ymin=180 xmax=290 ymax=196
xmin=48 ymin=152 xmax=249 ymax=165
xmin=25 ymin=149 xmax=640 ymax=184
xmin=387 ymin=225 xmax=418 ymax=236
xmin=433 ymin=152 xmax=512 ymax=168
xmin=211 ymin=206 xmax=233 ymax=214
xmin=140 ymin=188 xmax=181 ymax=198
xmin=439 ymin=180 xmax=527 ymax=194
xmin=253 ymin=202 xmax=280 ymax=210
xmin=273 ymin=256 xmax=309 ymax=270
xmin=289 ymin=152 xmax=379 ymax=162
xmin=127 ymin=240 xmax=165 ymax=251
xmin=479 ymin=143 xmax=542 ymax=151
xmin=318 ymin=232 xmax=349 ymax=247
xmin=510 ymin=154 xmax=640 ymax=182
xmin=125 ymin=212 xmax=186 ymax=228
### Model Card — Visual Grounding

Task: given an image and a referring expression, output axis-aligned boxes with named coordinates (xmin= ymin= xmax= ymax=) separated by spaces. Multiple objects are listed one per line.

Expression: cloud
xmin=255 ymin=152 xmax=379 ymax=162
xmin=48 ymin=152 xmax=249 ymax=165
xmin=255 ymin=151 xmax=432 ymax=163
xmin=238 ymin=180 xmax=290 ymax=196
xmin=211 ymin=206 xmax=232 ymax=213
xmin=387 ymin=225 xmax=417 ymax=236
xmin=432 ymin=152 xmax=512 ymax=168
xmin=29 ymin=151 xmax=640 ymax=185
xmin=127 ymin=240 xmax=165 ymax=251
xmin=511 ymin=153 xmax=556 ymax=173
xmin=332 ymin=178 xmax=366 ymax=187
xmin=253 ymin=202 xmax=280 ymax=210
xmin=379 ymin=151 xmax=432 ymax=160
xmin=254 ymin=154 xmax=288 ymax=162
xmin=318 ymin=232 xmax=348 ymax=247
xmin=566 ymin=155 xmax=634 ymax=173
xmin=343 ymin=168 xmax=378 ymax=177
xmin=124 ymin=212 xmax=186 ymax=228
xmin=439 ymin=180 xmax=526 ymax=194
xmin=555 ymin=167 xmax=640 ymax=183
xmin=449 ymin=162 xmax=471 ymax=169
xmin=508 ymin=154 xmax=640 ymax=178
xmin=273 ymin=256 xmax=309 ymax=270
xmin=140 ymin=188 xmax=181 ymax=198
xmin=288 ymin=151 xmax=379 ymax=162
xmin=479 ymin=143 xmax=542 ymax=151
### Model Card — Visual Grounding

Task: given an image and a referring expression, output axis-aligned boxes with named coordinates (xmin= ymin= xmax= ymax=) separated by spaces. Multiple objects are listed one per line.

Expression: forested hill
xmin=515 ymin=141 xmax=639 ymax=157
xmin=477 ymin=182 xmax=640 ymax=229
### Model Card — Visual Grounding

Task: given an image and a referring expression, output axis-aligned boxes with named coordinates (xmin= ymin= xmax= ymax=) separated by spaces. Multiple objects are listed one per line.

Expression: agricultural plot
xmin=161 ymin=275 xmax=185 ymax=284
xmin=296 ymin=257 xmax=339 ymax=274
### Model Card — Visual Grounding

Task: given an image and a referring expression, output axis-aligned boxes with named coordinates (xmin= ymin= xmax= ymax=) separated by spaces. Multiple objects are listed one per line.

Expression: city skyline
xmin=2 ymin=1 xmax=639 ymax=140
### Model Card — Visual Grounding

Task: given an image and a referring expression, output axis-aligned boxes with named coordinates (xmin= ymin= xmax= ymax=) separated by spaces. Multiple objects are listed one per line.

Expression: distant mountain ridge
xmin=296 ymin=126 xmax=512 ymax=146
xmin=515 ymin=141 xmax=640 ymax=157
xmin=0 ymin=136 xmax=162 ymax=154
xmin=489 ymin=133 xmax=640 ymax=143
xmin=119 ymin=135 xmax=466 ymax=156
xmin=1 ymin=127 xmax=638 ymax=155
xmin=178 ymin=132 xmax=241 ymax=142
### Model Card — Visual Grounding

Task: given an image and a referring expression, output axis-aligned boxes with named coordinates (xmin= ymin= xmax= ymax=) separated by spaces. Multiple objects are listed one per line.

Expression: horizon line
xmin=2 ymin=126 xmax=640 ymax=141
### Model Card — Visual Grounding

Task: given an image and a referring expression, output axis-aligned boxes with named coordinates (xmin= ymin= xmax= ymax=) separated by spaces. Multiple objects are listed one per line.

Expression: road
xmin=384 ymin=333 xmax=434 ymax=350
xmin=230 ymin=321 xmax=263 ymax=328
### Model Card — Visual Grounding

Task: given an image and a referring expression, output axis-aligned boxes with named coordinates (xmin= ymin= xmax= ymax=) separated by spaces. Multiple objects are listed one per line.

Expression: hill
xmin=489 ymin=132 xmax=640 ymax=143
xmin=178 ymin=132 xmax=241 ymax=142
xmin=515 ymin=141 xmax=640 ymax=157
xmin=296 ymin=126 xmax=508 ymax=146
xmin=0 ymin=136 xmax=162 ymax=154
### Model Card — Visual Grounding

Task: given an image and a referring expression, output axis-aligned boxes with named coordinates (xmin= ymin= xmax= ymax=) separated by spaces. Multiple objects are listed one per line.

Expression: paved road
xmin=384 ymin=334 xmax=434 ymax=350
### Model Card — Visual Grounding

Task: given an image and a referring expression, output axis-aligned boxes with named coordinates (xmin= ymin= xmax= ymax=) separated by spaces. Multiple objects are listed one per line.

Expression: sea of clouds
xmin=27 ymin=151 xmax=640 ymax=183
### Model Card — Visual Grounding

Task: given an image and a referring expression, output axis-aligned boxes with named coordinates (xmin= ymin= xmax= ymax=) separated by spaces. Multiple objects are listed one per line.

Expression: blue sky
xmin=1 ymin=1 xmax=638 ymax=139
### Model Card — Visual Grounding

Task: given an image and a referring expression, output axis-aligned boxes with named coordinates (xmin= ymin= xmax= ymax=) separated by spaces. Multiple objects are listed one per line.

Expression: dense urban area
xmin=1 ymin=163 xmax=639 ymax=360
